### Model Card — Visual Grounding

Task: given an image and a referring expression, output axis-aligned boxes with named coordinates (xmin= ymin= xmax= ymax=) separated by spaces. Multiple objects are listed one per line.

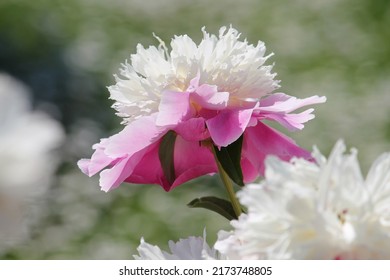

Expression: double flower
xmin=78 ymin=26 xmax=325 ymax=192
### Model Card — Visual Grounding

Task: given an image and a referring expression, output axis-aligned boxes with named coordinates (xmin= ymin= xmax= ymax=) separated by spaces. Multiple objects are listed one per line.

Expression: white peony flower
xmin=133 ymin=231 xmax=223 ymax=260
xmin=215 ymin=140 xmax=390 ymax=259
xmin=109 ymin=26 xmax=279 ymax=124
xmin=0 ymin=73 xmax=64 ymax=254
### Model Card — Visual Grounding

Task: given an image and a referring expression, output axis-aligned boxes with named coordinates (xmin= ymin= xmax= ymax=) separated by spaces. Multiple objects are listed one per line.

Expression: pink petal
xmin=170 ymin=135 xmax=217 ymax=189
xmin=106 ymin=114 xmax=167 ymax=156
xmin=78 ymin=138 xmax=115 ymax=177
xmin=259 ymin=108 xmax=316 ymax=131
xmin=187 ymin=73 xmax=200 ymax=92
xmin=260 ymin=92 xmax=326 ymax=112
xmin=174 ymin=117 xmax=210 ymax=142
xmin=99 ymin=149 xmax=147 ymax=192
xmin=240 ymin=157 xmax=259 ymax=183
xmin=206 ymin=108 xmax=254 ymax=147
xmin=242 ymin=122 xmax=312 ymax=179
xmin=123 ymin=141 xmax=167 ymax=187
xmin=156 ymin=90 xmax=192 ymax=126
xmin=256 ymin=93 xmax=326 ymax=131
xmin=77 ymin=159 xmax=91 ymax=175
xmin=191 ymin=83 xmax=230 ymax=110
xmin=79 ymin=112 xmax=217 ymax=191
xmin=78 ymin=114 xmax=168 ymax=191
xmin=125 ymin=135 xmax=217 ymax=191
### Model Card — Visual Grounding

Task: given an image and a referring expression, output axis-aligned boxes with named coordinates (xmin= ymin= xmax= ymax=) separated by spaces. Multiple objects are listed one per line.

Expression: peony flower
xmin=0 ymin=73 xmax=64 ymax=254
xmin=133 ymin=231 xmax=222 ymax=260
xmin=78 ymin=26 xmax=325 ymax=192
xmin=215 ymin=140 xmax=390 ymax=259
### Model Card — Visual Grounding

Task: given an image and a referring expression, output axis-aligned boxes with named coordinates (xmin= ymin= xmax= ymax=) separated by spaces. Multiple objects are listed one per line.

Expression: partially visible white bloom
xmin=109 ymin=26 xmax=279 ymax=124
xmin=215 ymin=140 xmax=390 ymax=259
xmin=134 ymin=231 xmax=223 ymax=260
xmin=0 ymin=73 xmax=64 ymax=253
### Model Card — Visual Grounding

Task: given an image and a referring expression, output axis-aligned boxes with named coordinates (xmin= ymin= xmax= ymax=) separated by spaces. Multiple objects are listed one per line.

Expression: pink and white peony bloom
xmin=78 ymin=26 xmax=325 ymax=191
xmin=215 ymin=140 xmax=390 ymax=259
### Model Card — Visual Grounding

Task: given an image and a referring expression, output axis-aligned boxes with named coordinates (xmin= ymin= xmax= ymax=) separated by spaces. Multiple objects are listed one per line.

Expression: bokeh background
xmin=0 ymin=0 xmax=389 ymax=259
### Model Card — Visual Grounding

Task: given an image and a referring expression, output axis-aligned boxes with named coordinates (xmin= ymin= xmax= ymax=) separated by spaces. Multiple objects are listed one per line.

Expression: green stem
xmin=212 ymin=146 xmax=242 ymax=218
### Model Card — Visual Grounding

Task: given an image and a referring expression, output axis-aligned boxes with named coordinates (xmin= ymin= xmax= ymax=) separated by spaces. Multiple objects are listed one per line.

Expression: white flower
xmin=109 ymin=26 xmax=279 ymax=124
xmin=0 ymin=73 xmax=64 ymax=253
xmin=215 ymin=140 xmax=390 ymax=259
xmin=133 ymin=231 xmax=222 ymax=260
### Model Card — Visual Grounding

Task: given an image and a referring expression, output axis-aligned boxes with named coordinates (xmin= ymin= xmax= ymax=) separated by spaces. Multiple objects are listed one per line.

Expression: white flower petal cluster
xmin=215 ymin=140 xmax=390 ymax=259
xmin=0 ymin=73 xmax=64 ymax=253
xmin=134 ymin=231 xmax=222 ymax=260
xmin=109 ymin=26 xmax=279 ymax=123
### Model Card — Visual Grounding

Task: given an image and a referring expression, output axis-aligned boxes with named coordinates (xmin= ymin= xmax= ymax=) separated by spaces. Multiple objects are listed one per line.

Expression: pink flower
xmin=78 ymin=27 xmax=325 ymax=192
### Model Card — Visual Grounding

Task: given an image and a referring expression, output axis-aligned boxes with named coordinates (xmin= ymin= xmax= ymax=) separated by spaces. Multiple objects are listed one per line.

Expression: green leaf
xmin=187 ymin=196 xmax=239 ymax=221
xmin=158 ymin=130 xmax=177 ymax=185
xmin=213 ymin=135 xmax=244 ymax=186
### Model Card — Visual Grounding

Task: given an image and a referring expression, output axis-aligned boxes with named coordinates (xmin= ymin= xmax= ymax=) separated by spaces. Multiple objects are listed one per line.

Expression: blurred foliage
xmin=0 ymin=0 xmax=389 ymax=259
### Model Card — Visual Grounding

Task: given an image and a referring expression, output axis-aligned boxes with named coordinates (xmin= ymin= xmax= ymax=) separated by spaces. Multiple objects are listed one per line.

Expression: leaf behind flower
xmin=159 ymin=130 xmax=177 ymax=186
xmin=187 ymin=196 xmax=239 ymax=221
xmin=213 ymin=135 xmax=244 ymax=186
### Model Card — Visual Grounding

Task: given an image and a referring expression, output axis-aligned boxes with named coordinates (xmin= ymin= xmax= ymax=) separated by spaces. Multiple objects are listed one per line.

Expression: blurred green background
xmin=1 ymin=0 xmax=389 ymax=259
